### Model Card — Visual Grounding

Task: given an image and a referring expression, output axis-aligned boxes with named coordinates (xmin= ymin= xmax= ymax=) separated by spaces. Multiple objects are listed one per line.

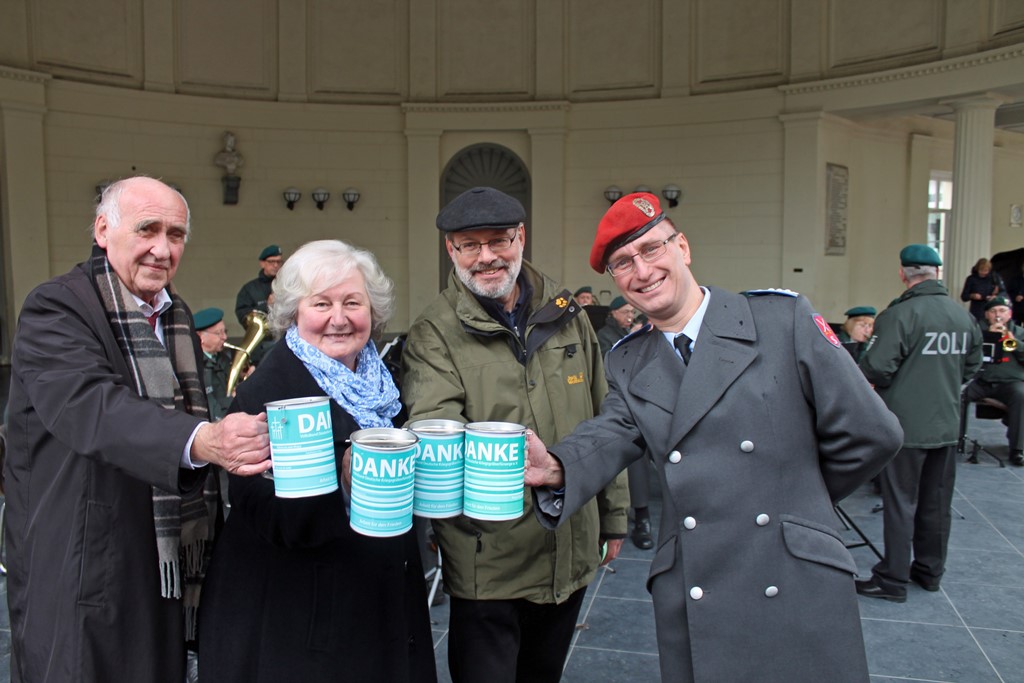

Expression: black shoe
xmin=855 ymin=576 xmax=906 ymax=603
xmin=909 ymin=571 xmax=940 ymax=592
xmin=1010 ymin=450 xmax=1024 ymax=467
xmin=631 ymin=517 xmax=654 ymax=550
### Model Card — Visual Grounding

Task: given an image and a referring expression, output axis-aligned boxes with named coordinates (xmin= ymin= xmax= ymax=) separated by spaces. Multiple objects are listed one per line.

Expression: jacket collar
xmin=626 ymin=286 xmax=758 ymax=448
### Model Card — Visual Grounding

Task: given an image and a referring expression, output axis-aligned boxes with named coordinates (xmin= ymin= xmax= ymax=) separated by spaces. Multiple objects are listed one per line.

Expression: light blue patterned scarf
xmin=285 ymin=325 xmax=401 ymax=429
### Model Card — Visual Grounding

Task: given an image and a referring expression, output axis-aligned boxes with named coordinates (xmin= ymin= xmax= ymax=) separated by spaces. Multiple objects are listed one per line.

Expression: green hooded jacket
xmin=859 ymin=278 xmax=982 ymax=448
xmin=401 ymin=261 xmax=629 ymax=604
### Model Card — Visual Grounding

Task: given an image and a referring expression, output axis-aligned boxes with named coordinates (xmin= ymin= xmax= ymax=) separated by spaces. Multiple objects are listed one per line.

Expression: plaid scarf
xmin=89 ymin=247 xmax=215 ymax=641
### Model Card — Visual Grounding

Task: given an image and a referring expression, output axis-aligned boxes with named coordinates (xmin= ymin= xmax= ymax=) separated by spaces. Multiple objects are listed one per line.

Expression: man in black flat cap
xmin=857 ymin=244 xmax=982 ymax=601
xmin=524 ymin=192 xmax=902 ymax=683
xmin=401 ymin=187 xmax=629 ymax=683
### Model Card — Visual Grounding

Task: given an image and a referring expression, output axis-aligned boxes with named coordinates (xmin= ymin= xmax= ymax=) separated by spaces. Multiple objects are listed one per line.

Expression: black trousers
xmin=447 ymin=587 xmax=587 ymax=683
xmin=965 ymin=378 xmax=1024 ymax=451
xmin=873 ymin=445 xmax=956 ymax=592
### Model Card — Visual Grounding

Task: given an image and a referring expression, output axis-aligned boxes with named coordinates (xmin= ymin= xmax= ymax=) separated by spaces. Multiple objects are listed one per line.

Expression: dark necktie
xmin=673 ymin=334 xmax=692 ymax=365
xmin=146 ymin=312 xmax=159 ymax=330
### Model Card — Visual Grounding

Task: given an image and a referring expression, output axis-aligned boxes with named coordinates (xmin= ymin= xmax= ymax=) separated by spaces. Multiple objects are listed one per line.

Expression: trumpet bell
xmin=226 ymin=310 xmax=269 ymax=396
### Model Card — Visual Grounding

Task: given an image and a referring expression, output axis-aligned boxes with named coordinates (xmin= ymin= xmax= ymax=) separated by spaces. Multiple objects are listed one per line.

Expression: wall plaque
xmin=825 ymin=163 xmax=849 ymax=256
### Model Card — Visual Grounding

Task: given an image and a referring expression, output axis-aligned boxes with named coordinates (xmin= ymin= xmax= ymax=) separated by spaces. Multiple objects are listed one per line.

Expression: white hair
xmin=268 ymin=239 xmax=395 ymax=337
xmin=92 ymin=177 xmax=192 ymax=240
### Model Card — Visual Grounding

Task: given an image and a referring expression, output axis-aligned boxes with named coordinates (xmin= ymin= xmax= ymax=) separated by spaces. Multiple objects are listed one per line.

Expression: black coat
xmin=6 ymin=262 xmax=207 ymax=683
xmin=961 ymin=269 xmax=1005 ymax=321
xmin=198 ymin=342 xmax=436 ymax=683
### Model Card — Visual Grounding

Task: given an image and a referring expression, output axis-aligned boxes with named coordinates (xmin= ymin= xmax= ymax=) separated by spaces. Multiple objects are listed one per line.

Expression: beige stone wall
xmin=2 ymin=0 xmax=1024 ymax=358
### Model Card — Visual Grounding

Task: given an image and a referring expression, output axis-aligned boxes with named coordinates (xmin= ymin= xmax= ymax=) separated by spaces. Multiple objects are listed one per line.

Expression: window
xmin=927 ymin=173 xmax=952 ymax=263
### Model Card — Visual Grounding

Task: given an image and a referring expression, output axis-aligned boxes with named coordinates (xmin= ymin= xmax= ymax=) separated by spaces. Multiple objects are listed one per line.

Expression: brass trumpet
xmin=992 ymin=321 xmax=1018 ymax=352
xmin=225 ymin=310 xmax=269 ymax=396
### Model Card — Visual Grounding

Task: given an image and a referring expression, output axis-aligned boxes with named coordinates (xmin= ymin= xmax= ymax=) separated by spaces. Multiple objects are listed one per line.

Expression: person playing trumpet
xmin=966 ymin=296 xmax=1024 ymax=466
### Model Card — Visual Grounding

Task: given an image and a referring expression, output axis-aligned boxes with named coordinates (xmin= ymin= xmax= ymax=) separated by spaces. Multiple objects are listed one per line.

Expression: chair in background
xmin=957 ymin=389 xmax=1007 ymax=467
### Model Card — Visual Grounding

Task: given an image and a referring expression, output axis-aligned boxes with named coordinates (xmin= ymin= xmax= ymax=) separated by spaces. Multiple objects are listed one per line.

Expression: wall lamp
xmin=662 ymin=184 xmax=682 ymax=208
xmin=342 ymin=187 xmax=361 ymax=211
xmin=283 ymin=187 xmax=301 ymax=210
xmin=312 ymin=187 xmax=330 ymax=210
xmin=603 ymin=186 xmax=623 ymax=204
xmin=634 ymin=185 xmax=652 ymax=193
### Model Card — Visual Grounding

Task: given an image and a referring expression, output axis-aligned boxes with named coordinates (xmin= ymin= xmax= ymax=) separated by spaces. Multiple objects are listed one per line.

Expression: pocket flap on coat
xmin=780 ymin=514 xmax=857 ymax=575
xmin=646 ymin=534 xmax=677 ymax=593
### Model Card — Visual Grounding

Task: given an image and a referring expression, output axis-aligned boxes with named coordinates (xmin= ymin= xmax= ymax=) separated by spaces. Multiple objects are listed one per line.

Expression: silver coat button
xmin=740 ymin=440 xmax=754 ymax=453
xmin=690 ymin=586 xmax=704 ymax=600
xmin=755 ymin=514 xmax=770 ymax=526
xmin=668 ymin=450 xmax=682 ymax=464
xmin=683 ymin=517 xmax=697 ymax=530
xmin=765 ymin=585 xmax=779 ymax=598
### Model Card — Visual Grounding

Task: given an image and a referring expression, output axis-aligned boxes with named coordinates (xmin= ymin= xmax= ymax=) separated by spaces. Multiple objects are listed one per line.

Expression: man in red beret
xmin=524 ymin=192 xmax=903 ymax=682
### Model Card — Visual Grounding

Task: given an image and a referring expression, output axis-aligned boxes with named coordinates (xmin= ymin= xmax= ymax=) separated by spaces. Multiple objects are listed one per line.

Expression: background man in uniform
xmin=964 ymin=296 xmax=1024 ymax=466
xmin=6 ymin=177 xmax=271 ymax=683
xmin=401 ymin=187 xmax=629 ymax=683
xmin=234 ymin=244 xmax=281 ymax=365
xmin=524 ymin=192 xmax=902 ymax=683
xmin=194 ymin=307 xmax=232 ymax=421
xmin=573 ymin=285 xmax=596 ymax=306
xmin=235 ymin=243 xmax=282 ymax=325
xmin=856 ymin=244 xmax=982 ymax=602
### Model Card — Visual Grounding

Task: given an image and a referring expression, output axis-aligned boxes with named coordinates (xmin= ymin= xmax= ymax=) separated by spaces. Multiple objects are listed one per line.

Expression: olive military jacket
xmin=860 ymin=278 xmax=982 ymax=448
xmin=202 ymin=350 xmax=233 ymax=421
xmin=401 ymin=261 xmax=629 ymax=604
xmin=234 ymin=270 xmax=273 ymax=326
xmin=976 ymin=319 xmax=1024 ymax=383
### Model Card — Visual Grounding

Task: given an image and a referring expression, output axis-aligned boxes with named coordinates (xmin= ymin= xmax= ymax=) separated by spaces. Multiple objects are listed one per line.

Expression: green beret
xmin=985 ymin=296 xmax=1011 ymax=311
xmin=259 ymin=244 xmax=282 ymax=260
xmin=574 ymin=286 xmax=593 ymax=296
xmin=844 ymin=306 xmax=876 ymax=318
xmin=193 ymin=307 xmax=224 ymax=331
xmin=899 ymin=244 xmax=942 ymax=267
xmin=609 ymin=295 xmax=628 ymax=310
xmin=436 ymin=187 xmax=525 ymax=232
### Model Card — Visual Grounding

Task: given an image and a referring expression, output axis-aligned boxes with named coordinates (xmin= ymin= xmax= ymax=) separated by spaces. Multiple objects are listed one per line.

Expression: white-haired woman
xmin=199 ymin=240 xmax=436 ymax=683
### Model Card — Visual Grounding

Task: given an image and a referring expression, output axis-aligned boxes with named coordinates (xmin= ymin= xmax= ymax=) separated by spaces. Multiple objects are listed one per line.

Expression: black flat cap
xmin=436 ymin=187 xmax=525 ymax=232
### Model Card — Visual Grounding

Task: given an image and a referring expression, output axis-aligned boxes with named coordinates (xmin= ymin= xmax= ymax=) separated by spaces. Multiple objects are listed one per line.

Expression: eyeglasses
xmin=607 ymin=234 xmax=678 ymax=276
xmin=450 ymin=230 xmax=518 ymax=257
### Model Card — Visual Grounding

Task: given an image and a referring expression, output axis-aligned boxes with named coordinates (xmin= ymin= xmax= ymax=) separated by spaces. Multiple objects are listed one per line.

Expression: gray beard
xmin=454 ymin=255 xmax=523 ymax=301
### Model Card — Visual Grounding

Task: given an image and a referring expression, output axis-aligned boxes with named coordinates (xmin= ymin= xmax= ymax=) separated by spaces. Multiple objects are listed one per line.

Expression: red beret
xmin=590 ymin=192 xmax=666 ymax=273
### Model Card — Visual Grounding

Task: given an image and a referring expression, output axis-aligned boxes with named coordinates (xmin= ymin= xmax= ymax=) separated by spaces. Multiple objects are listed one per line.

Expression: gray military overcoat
xmin=538 ymin=287 xmax=903 ymax=682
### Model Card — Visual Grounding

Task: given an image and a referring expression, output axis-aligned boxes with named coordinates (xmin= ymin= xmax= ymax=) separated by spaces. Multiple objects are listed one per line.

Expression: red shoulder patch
xmin=812 ymin=314 xmax=842 ymax=348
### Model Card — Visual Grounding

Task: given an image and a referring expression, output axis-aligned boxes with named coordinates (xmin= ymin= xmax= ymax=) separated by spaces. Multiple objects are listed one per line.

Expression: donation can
xmin=349 ymin=427 xmax=418 ymax=537
xmin=266 ymin=397 xmax=338 ymax=498
xmin=408 ymin=419 xmax=465 ymax=518
xmin=463 ymin=421 xmax=527 ymax=521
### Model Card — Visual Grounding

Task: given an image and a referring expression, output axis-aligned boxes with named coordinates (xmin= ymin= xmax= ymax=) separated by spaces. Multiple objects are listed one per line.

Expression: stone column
xmin=404 ymin=128 xmax=442 ymax=327
xmin=528 ymin=127 xmax=567 ymax=279
xmin=944 ymin=94 xmax=1003 ymax=292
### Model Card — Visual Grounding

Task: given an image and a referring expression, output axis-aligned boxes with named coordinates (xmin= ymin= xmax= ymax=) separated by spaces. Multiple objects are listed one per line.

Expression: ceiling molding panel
xmin=30 ymin=0 xmax=142 ymax=85
xmin=176 ymin=0 xmax=277 ymax=98
xmin=309 ymin=0 xmax=408 ymax=101
xmin=568 ymin=0 xmax=659 ymax=99
xmin=692 ymin=0 xmax=788 ymax=90
xmin=438 ymin=0 xmax=534 ymax=99
xmin=827 ymin=0 xmax=942 ymax=73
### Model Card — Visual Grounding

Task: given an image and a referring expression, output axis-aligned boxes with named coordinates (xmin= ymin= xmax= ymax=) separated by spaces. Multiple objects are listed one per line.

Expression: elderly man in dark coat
xmin=5 ymin=176 xmax=271 ymax=683
xmin=525 ymin=192 xmax=903 ymax=682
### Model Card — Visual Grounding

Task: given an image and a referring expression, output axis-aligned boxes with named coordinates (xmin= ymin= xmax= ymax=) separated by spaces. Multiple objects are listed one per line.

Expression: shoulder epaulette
xmin=742 ymin=287 xmax=799 ymax=298
xmin=611 ymin=323 xmax=653 ymax=351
